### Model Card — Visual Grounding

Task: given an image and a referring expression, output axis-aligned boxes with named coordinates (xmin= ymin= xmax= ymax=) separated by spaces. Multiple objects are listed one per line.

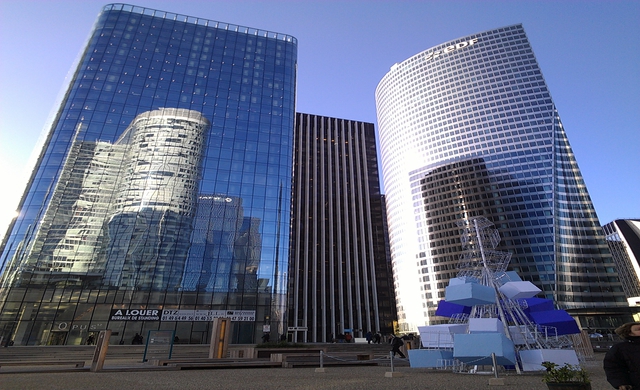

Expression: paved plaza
xmin=1 ymin=355 xmax=612 ymax=390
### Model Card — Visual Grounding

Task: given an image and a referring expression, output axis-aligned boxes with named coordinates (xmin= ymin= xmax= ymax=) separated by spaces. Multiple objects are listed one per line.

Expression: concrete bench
xmin=152 ymin=358 xmax=247 ymax=366
xmin=0 ymin=360 xmax=85 ymax=368
xmin=150 ymin=358 xmax=281 ymax=369
xmin=256 ymin=348 xmax=325 ymax=359
xmin=356 ymin=353 xmax=373 ymax=360
xmin=273 ymin=353 xmax=318 ymax=368
xmin=277 ymin=352 xmax=378 ymax=368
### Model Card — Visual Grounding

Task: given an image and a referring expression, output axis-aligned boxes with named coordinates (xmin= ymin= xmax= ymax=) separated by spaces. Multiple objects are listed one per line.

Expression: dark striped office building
xmin=288 ymin=113 xmax=396 ymax=342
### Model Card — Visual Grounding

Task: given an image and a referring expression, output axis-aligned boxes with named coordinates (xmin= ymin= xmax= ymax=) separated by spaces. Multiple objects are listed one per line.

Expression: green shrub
xmin=541 ymin=361 xmax=590 ymax=383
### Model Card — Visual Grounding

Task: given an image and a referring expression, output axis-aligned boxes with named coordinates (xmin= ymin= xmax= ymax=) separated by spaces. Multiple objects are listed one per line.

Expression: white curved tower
xmin=376 ymin=24 xmax=625 ymax=332
xmin=113 ymin=108 xmax=209 ymax=216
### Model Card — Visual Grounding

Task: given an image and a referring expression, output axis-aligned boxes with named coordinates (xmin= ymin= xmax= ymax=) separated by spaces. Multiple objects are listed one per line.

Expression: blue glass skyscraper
xmin=0 ymin=4 xmax=296 ymax=345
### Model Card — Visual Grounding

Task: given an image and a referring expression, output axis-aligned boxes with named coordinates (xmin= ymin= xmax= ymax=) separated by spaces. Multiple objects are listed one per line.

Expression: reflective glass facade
xmin=375 ymin=24 xmax=625 ymax=332
xmin=603 ymin=220 xmax=640 ymax=307
xmin=0 ymin=4 xmax=297 ymax=345
xmin=288 ymin=113 xmax=396 ymax=342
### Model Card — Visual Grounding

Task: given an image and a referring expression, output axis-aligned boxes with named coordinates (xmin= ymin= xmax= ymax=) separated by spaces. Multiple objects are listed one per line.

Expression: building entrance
xmin=47 ymin=331 xmax=67 ymax=345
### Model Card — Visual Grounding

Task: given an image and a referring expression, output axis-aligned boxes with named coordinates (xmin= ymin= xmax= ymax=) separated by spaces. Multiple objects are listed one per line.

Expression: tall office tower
xmin=288 ymin=113 xmax=396 ymax=342
xmin=603 ymin=220 xmax=640 ymax=307
xmin=0 ymin=4 xmax=297 ymax=346
xmin=375 ymin=24 xmax=627 ymax=332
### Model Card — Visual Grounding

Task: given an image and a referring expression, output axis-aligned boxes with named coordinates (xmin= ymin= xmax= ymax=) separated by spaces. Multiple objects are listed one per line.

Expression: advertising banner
xmin=161 ymin=309 xmax=256 ymax=322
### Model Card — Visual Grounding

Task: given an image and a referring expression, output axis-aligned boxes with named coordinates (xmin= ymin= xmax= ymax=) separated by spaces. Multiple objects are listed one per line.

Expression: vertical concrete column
xmin=90 ymin=330 xmax=112 ymax=372
xmin=209 ymin=318 xmax=231 ymax=359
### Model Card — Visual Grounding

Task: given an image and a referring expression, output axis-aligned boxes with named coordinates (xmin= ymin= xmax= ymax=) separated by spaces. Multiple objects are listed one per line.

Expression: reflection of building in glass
xmin=0 ymin=4 xmax=296 ymax=346
xmin=6 ymin=137 xmax=125 ymax=288
xmin=603 ymin=220 xmax=640 ymax=307
xmin=103 ymin=108 xmax=209 ymax=290
xmin=376 ymin=24 xmax=628 ymax=332
xmin=411 ymin=158 xmax=496 ymax=306
xmin=181 ymin=195 xmax=261 ymax=293
xmin=289 ymin=113 xmax=396 ymax=342
xmin=7 ymin=108 xmax=208 ymax=291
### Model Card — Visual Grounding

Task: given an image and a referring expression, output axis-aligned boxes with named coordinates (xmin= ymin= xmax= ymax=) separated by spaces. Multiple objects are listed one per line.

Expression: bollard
xmin=488 ymin=352 xmax=505 ymax=386
xmin=385 ymin=351 xmax=403 ymax=377
xmin=315 ymin=350 xmax=326 ymax=373
xmin=491 ymin=352 xmax=498 ymax=378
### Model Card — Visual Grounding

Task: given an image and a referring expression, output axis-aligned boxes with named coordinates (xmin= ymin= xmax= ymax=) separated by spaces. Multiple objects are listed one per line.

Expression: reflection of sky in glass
xmin=0 ymin=4 xmax=297 ymax=346
xmin=0 ymin=4 xmax=296 ymax=294
xmin=181 ymin=195 xmax=262 ymax=293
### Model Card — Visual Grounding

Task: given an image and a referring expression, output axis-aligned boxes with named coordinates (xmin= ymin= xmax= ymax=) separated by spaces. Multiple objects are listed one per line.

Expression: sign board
xmin=161 ymin=310 xmax=255 ymax=322
xmin=109 ymin=309 xmax=161 ymax=321
xmin=143 ymin=330 xmax=174 ymax=362
xmin=108 ymin=308 xmax=256 ymax=322
xmin=424 ymin=38 xmax=478 ymax=62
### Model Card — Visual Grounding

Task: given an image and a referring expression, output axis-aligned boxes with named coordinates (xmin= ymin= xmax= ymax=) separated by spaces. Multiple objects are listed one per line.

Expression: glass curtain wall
xmin=0 ymin=4 xmax=297 ymax=345
xmin=375 ymin=24 xmax=625 ymax=332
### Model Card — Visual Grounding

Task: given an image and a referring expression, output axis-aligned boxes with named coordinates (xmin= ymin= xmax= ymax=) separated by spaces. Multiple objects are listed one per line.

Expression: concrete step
xmin=0 ymin=343 xmax=403 ymax=363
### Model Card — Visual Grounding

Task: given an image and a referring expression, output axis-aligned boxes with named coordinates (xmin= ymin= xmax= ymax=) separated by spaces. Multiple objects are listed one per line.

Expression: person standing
xmin=132 ymin=333 xmax=143 ymax=345
xmin=604 ymin=322 xmax=640 ymax=390
xmin=365 ymin=331 xmax=373 ymax=344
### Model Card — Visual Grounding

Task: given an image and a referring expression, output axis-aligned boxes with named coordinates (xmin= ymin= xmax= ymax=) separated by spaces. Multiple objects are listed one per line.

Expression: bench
xmin=0 ymin=360 xmax=85 ymax=369
xmin=277 ymin=352 xmax=378 ymax=368
xmin=152 ymin=358 xmax=249 ymax=366
xmin=273 ymin=353 xmax=317 ymax=368
xmin=150 ymin=358 xmax=281 ymax=369
xmin=357 ymin=353 xmax=373 ymax=360
xmin=256 ymin=348 xmax=325 ymax=359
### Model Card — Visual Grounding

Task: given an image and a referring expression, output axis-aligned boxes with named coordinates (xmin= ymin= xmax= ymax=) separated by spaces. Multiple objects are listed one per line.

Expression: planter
xmin=546 ymin=383 xmax=591 ymax=390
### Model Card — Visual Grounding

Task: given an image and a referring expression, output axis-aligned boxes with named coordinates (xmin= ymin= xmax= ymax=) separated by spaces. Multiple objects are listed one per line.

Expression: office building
xmin=603 ymin=219 xmax=640 ymax=307
xmin=288 ymin=113 xmax=396 ymax=342
xmin=0 ymin=4 xmax=297 ymax=345
xmin=375 ymin=24 xmax=628 ymax=332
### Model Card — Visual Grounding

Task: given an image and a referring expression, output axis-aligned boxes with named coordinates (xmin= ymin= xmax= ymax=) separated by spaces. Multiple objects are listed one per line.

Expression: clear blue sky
xmin=0 ymin=0 xmax=638 ymax=240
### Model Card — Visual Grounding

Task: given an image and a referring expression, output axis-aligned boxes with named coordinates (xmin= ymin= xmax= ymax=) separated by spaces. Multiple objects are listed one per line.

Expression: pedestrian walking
xmin=390 ymin=335 xmax=406 ymax=358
